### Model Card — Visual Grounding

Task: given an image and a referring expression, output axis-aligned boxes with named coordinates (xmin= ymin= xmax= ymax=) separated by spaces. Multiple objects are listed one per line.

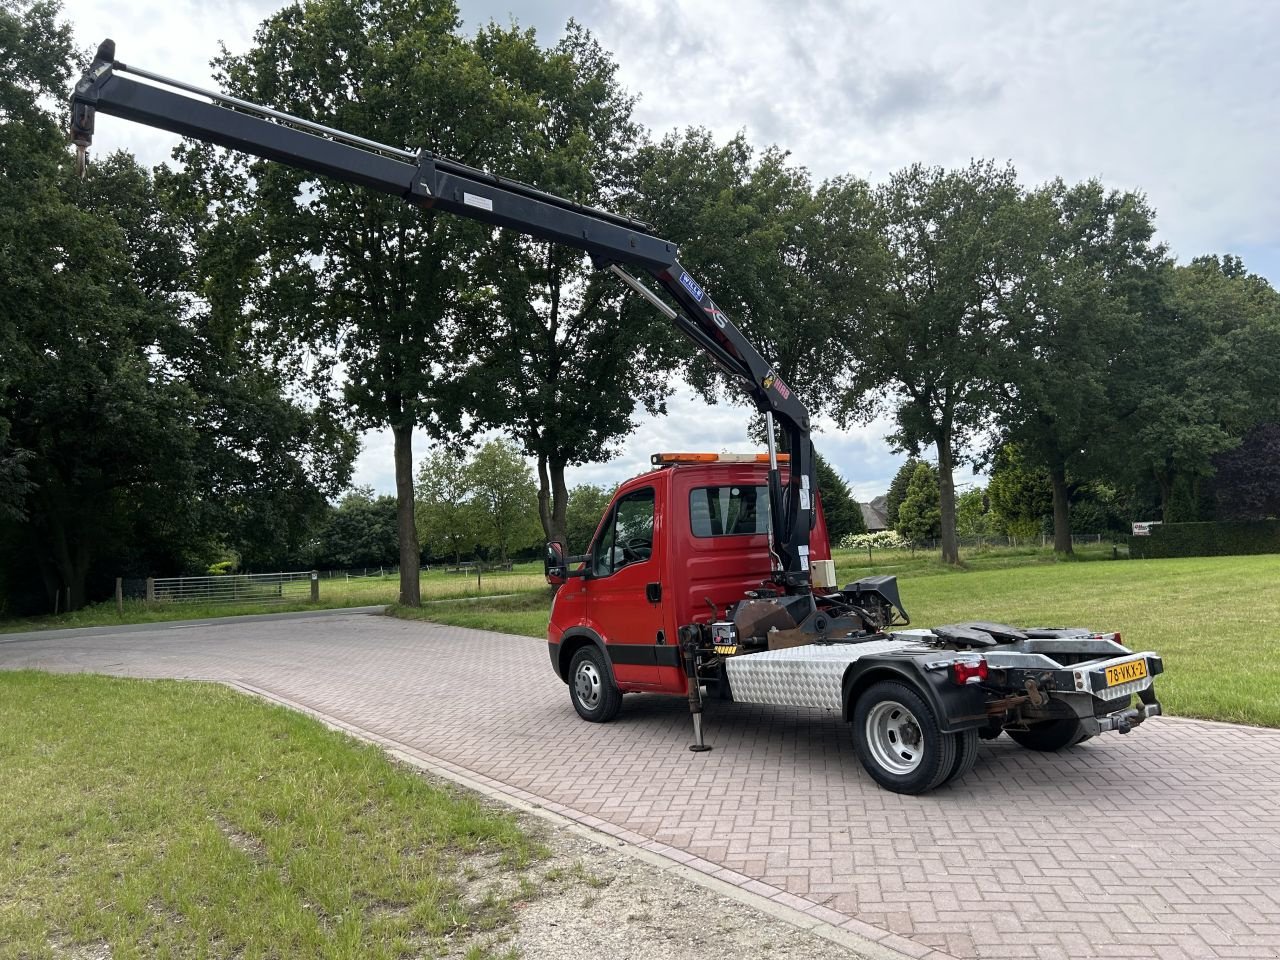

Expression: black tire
xmin=943 ymin=728 xmax=981 ymax=786
xmin=851 ymin=681 xmax=956 ymax=795
xmin=1006 ymin=717 xmax=1088 ymax=752
xmin=568 ymin=646 xmax=622 ymax=723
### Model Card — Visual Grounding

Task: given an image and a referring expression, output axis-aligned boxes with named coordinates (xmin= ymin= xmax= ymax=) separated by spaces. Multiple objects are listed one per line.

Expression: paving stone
xmin=5 ymin=615 xmax=1280 ymax=960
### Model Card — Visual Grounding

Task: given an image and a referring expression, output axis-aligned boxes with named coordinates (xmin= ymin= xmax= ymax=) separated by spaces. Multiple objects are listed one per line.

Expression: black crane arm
xmin=69 ymin=39 xmax=817 ymax=588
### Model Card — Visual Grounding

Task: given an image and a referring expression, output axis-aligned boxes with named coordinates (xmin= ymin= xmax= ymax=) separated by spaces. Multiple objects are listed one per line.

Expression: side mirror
xmin=544 ymin=540 xmax=568 ymax=584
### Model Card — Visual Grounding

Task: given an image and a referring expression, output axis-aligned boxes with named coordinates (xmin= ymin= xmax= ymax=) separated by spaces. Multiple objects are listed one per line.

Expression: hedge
xmin=1128 ymin=519 xmax=1280 ymax=558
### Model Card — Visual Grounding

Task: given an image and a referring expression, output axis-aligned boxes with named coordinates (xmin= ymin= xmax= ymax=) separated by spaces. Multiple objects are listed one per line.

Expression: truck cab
xmin=547 ymin=453 xmax=831 ymax=699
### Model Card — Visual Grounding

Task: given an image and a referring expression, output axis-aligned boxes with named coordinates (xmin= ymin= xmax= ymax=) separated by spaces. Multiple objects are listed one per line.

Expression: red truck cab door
xmin=586 ymin=483 xmax=671 ymax=688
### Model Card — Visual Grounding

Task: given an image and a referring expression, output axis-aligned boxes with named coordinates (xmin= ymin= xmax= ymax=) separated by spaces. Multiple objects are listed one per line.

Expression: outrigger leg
xmin=680 ymin=626 xmax=712 ymax=752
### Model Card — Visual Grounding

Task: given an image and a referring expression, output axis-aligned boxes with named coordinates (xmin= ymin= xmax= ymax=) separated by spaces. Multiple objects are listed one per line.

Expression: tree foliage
xmin=414 ymin=448 xmax=480 ymax=564
xmin=438 ymin=23 xmax=672 ymax=547
xmin=465 ymin=440 xmax=544 ymax=562
xmin=1213 ymin=422 xmax=1280 ymax=520
xmin=1001 ymin=179 xmax=1165 ymax=553
xmin=986 ymin=445 xmax=1051 ymax=543
xmin=564 ymin=483 xmax=613 ymax=554
xmin=814 ymin=452 xmax=865 ymax=542
xmin=0 ymin=0 xmax=354 ymax=613
xmin=884 ymin=458 xmax=923 ymax=531
xmin=955 ymin=487 xmax=989 ymax=539
xmin=843 ymin=162 xmax=1025 ymax=563
xmin=317 ymin=488 xmax=399 ymax=570
xmin=632 ymin=132 xmax=880 ymax=425
xmin=1110 ymin=255 xmax=1280 ymax=520
xmin=175 ymin=0 xmax=545 ymax=605
xmin=896 ymin=462 xmax=942 ymax=543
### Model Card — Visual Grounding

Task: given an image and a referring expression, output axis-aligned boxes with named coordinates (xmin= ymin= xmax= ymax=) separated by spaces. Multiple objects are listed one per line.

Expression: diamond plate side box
xmin=724 ymin=639 xmax=922 ymax=710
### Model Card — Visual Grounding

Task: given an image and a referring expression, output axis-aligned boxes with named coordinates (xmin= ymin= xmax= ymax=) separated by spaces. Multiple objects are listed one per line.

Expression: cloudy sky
xmin=63 ymin=0 xmax=1280 ymax=501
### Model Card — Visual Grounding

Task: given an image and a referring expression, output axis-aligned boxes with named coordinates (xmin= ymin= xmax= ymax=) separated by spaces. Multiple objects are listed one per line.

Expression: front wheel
xmin=852 ymin=681 xmax=956 ymax=794
xmin=568 ymin=646 xmax=622 ymax=723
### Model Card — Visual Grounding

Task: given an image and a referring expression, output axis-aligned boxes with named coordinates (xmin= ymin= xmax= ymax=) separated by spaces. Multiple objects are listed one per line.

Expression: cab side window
xmin=591 ymin=488 xmax=655 ymax=577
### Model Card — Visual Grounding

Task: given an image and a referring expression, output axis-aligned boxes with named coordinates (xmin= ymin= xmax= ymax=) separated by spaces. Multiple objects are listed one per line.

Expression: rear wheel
xmin=568 ymin=646 xmax=622 ymax=723
xmin=852 ymin=681 xmax=956 ymax=795
xmin=1007 ymin=717 xmax=1088 ymax=751
xmin=943 ymin=728 xmax=981 ymax=785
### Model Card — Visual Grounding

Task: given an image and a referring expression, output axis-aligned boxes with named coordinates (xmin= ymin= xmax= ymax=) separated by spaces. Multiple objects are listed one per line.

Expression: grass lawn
xmin=0 ymin=564 xmax=547 ymax=635
xmin=0 ymin=672 xmax=543 ymax=959
xmin=403 ymin=550 xmax=1280 ymax=729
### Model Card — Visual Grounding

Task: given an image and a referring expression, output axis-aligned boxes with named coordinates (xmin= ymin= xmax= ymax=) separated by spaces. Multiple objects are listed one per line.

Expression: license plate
xmin=1104 ymin=659 xmax=1148 ymax=687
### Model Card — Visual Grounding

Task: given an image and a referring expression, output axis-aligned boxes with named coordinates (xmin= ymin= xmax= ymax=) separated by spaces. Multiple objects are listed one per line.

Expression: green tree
xmin=178 ymin=0 xmax=541 ymax=606
xmin=955 ymin=487 xmax=989 ymax=539
xmin=564 ymin=483 xmax=613 ymax=554
xmin=1001 ymin=179 xmax=1165 ymax=553
xmin=440 ymin=23 xmax=673 ymax=547
xmin=466 ymin=440 xmax=543 ymax=563
xmin=842 ymin=162 xmax=1026 ymax=563
xmin=896 ymin=462 xmax=942 ymax=543
xmin=1212 ymin=422 xmax=1280 ymax=520
xmin=884 ymin=458 xmax=923 ymax=531
xmin=986 ymin=445 xmax=1051 ymax=544
xmin=0 ymin=1 xmax=354 ymax=611
xmin=318 ymin=488 xmax=400 ymax=570
xmin=632 ymin=131 xmax=881 ymax=425
xmin=414 ymin=448 xmax=480 ymax=564
xmin=814 ymin=452 xmax=865 ymax=541
xmin=1109 ymin=255 xmax=1280 ymax=519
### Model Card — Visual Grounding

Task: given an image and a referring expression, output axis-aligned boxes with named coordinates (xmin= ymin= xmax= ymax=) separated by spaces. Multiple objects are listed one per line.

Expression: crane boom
xmin=70 ymin=38 xmax=816 ymax=588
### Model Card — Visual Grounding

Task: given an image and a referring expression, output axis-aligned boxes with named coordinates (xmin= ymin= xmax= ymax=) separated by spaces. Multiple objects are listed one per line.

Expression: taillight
xmin=951 ymin=658 xmax=989 ymax=686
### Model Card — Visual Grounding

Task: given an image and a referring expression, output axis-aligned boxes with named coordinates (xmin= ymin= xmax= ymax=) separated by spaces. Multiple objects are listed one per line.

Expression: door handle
xmin=646 ymin=582 xmax=662 ymax=603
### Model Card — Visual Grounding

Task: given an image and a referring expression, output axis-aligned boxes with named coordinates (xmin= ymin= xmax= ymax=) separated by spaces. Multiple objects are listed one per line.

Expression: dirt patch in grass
xmin=472 ymin=816 xmax=872 ymax=960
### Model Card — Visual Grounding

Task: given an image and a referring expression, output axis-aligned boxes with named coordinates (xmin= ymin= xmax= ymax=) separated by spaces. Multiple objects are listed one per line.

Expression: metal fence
xmin=913 ymin=533 xmax=1111 ymax=550
xmin=149 ymin=571 xmax=314 ymax=604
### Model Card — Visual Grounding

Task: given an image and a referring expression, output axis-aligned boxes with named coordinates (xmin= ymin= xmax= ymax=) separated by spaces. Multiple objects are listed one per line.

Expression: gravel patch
xmin=453 ymin=808 xmax=874 ymax=960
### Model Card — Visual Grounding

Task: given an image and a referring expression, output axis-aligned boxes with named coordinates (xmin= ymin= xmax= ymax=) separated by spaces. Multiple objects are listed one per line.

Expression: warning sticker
xmin=463 ymin=192 xmax=494 ymax=212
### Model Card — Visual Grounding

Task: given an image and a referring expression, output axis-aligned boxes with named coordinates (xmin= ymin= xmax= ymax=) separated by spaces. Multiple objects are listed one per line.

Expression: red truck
xmin=545 ymin=451 xmax=1165 ymax=794
xmin=73 ymin=40 xmax=1165 ymax=796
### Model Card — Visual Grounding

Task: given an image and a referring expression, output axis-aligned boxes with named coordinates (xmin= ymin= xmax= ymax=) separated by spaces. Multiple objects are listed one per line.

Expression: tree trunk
xmin=392 ymin=422 xmax=421 ymax=607
xmin=1154 ymin=467 xmax=1173 ymax=520
xmin=536 ymin=454 xmax=570 ymax=546
xmin=1049 ymin=462 xmax=1073 ymax=555
xmin=937 ymin=435 xmax=959 ymax=565
xmin=45 ymin=507 xmax=91 ymax=610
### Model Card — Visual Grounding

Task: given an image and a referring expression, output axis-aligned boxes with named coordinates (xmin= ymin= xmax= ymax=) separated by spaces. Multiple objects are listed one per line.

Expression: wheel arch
xmin=556 ymin=627 xmax=611 ymax=683
xmin=842 ymin=659 xmax=986 ymax=733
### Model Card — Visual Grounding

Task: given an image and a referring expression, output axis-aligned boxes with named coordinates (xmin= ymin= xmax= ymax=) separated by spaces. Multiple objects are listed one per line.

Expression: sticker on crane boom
xmin=679 ymin=271 xmax=705 ymax=302
xmin=762 ymin=372 xmax=791 ymax=400
xmin=463 ymin=192 xmax=493 ymax=212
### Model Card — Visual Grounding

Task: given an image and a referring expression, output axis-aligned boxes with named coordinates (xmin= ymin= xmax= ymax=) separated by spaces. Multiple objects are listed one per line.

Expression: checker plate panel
xmin=724 ymin=639 xmax=929 ymax=710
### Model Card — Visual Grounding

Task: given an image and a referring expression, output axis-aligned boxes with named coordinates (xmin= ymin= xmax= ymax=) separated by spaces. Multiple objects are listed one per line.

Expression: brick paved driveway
xmin=4 ymin=612 xmax=1278 ymax=960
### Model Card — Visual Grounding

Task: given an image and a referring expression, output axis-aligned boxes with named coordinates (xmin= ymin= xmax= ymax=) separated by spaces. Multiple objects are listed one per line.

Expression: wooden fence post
xmin=145 ymin=577 xmax=155 ymax=603
xmin=310 ymin=570 xmax=319 ymax=603
xmin=115 ymin=577 xmax=123 ymax=615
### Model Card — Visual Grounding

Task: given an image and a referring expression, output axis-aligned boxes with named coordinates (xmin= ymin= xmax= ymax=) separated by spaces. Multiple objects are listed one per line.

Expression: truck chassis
xmin=717 ymin=622 xmax=1163 ymax=793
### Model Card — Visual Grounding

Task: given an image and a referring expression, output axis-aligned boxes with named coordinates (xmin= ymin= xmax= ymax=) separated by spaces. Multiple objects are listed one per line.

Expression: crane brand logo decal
xmin=703 ymin=302 xmax=728 ymax=328
xmin=679 ymin=271 xmax=705 ymax=302
xmin=768 ymin=373 xmax=791 ymax=399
